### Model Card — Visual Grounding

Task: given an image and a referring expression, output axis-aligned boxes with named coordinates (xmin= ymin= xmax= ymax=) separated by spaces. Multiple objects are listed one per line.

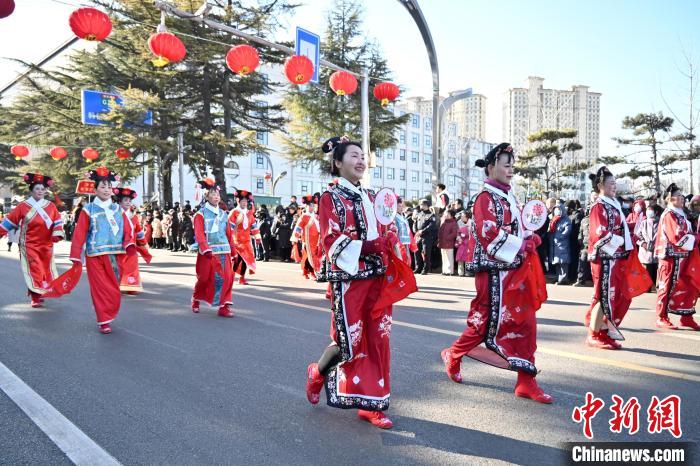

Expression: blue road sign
xmin=81 ymin=89 xmax=153 ymax=126
xmin=295 ymin=27 xmax=320 ymax=84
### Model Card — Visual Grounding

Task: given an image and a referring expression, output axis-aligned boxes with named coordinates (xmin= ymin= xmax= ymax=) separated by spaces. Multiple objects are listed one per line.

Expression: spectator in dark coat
xmin=413 ymin=199 xmax=438 ymax=275
xmin=271 ymin=208 xmax=294 ymax=262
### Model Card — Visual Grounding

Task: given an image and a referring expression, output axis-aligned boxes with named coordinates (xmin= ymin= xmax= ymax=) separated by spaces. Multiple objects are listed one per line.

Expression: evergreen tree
xmin=282 ymin=0 xmax=409 ymax=168
xmin=0 ymin=0 xmax=295 ymax=202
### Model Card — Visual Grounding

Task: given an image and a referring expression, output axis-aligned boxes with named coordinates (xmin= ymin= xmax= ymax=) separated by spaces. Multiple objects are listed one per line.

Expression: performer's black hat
xmin=475 ymin=143 xmax=514 ymax=168
xmin=665 ymin=183 xmax=681 ymax=196
xmin=23 ymin=172 xmax=54 ymax=190
xmin=196 ymin=177 xmax=219 ymax=191
xmin=301 ymin=192 xmax=320 ymax=205
xmin=588 ymin=166 xmax=614 ymax=187
xmin=322 ymin=135 xmax=362 ymax=176
xmin=234 ymin=189 xmax=254 ymax=201
xmin=112 ymin=187 xmax=138 ymax=201
xmin=87 ymin=167 xmax=118 ymax=184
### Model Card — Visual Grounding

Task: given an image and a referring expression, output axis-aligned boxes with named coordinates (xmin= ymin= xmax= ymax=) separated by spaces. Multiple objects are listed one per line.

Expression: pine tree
xmin=0 ymin=0 xmax=295 ymax=202
xmin=282 ymin=0 xmax=409 ymax=168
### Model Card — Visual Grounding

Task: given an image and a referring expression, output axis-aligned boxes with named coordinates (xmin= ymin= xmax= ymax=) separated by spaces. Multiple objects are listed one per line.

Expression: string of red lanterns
xmin=226 ymin=45 xmax=260 ymax=76
xmin=50 ymin=146 xmax=68 ymax=161
xmin=284 ymin=55 xmax=314 ymax=85
xmin=69 ymin=7 xmax=112 ymax=42
xmin=82 ymin=148 xmax=100 ymax=161
xmin=329 ymin=71 xmax=358 ymax=96
xmin=373 ymin=82 xmax=401 ymax=107
xmin=0 ymin=0 xmax=15 ymax=19
xmin=10 ymin=144 xmax=29 ymax=160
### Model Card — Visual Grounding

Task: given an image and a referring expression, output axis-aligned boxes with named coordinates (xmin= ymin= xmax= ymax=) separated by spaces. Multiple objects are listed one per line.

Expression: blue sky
xmin=2 ymin=0 xmax=699 ymax=159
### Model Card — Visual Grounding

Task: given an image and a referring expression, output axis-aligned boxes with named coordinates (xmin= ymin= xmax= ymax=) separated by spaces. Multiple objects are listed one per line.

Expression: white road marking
xmin=0 ymin=361 xmax=121 ymax=466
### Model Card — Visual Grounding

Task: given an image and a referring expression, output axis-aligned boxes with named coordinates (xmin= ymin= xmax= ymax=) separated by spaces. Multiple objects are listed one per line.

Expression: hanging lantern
xmin=284 ymin=55 xmax=314 ymax=85
xmin=329 ymin=70 xmax=358 ymax=96
xmin=226 ymin=45 xmax=259 ymax=76
xmin=373 ymin=82 xmax=400 ymax=107
xmin=0 ymin=0 xmax=15 ymax=19
xmin=50 ymin=146 xmax=68 ymax=161
xmin=148 ymin=31 xmax=186 ymax=67
xmin=82 ymin=148 xmax=99 ymax=161
xmin=10 ymin=144 xmax=29 ymax=160
xmin=69 ymin=7 xmax=112 ymax=41
xmin=115 ymin=147 xmax=131 ymax=160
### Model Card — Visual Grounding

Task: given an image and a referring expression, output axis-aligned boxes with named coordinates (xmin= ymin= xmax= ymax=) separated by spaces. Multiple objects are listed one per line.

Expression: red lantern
xmin=226 ymin=45 xmax=259 ymax=76
xmin=148 ymin=32 xmax=187 ymax=67
xmin=115 ymin=147 xmax=131 ymax=160
xmin=0 ymin=0 xmax=15 ymax=19
xmin=373 ymin=82 xmax=400 ymax=107
xmin=329 ymin=70 xmax=358 ymax=96
xmin=50 ymin=146 xmax=68 ymax=160
xmin=10 ymin=144 xmax=29 ymax=160
xmin=284 ymin=55 xmax=314 ymax=85
xmin=82 ymin=148 xmax=99 ymax=161
xmin=69 ymin=7 xmax=112 ymax=42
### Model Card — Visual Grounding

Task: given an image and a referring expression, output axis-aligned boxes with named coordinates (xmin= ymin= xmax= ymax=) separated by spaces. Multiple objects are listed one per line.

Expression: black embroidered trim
xmin=590 ymin=202 xmax=629 ymax=260
xmin=324 ymin=281 xmax=390 ymax=411
xmin=466 ymin=191 xmax=522 ymax=273
xmin=666 ymin=256 xmax=697 ymax=316
xmin=331 ymin=237 xmax=352 ymax=265
xmin=596 ymin=257 xmax=626 ymax=339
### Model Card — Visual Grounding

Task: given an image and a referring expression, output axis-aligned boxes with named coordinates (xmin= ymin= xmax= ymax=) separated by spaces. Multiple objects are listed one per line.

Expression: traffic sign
xmin=81 ymin=89 xmax=153 ymax=126
xmin=295 ymin=27 xmax=320 ymax=84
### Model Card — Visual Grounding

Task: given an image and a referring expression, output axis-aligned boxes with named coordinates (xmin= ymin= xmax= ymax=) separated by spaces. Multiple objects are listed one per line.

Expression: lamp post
xmin=273 ymin=171 xmax=287 ymax=196
xmin=396 ymin=0 xmax=440 ymax=183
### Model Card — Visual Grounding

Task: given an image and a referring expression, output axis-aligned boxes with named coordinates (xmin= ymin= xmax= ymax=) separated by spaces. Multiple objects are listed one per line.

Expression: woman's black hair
xmin=588 ymin=166 xmax=614 ymax=193
xmin=322 ymin=136 xmax=363 ymax=176
xmin=475 ymin=143 xmax=515 ymax=176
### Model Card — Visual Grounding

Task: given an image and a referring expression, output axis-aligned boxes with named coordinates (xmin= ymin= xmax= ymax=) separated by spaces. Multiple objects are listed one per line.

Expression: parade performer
xmin=653 ymin=183 xmax=700 ymax=330
xmin=191 ymin=178 xmax=236 ymax=317
xmin=440 ymin=143 xmax=553 ymax=404
xmin=114 ymin=188 xmax=151 ymax=294
xmin=291 ymin=193 xmax=322 ymax=279
xmin=305 ymin=136 xmax=399 ymax=429
xmin=228 ymin=190 xmax=261 ymax=285
xmin=0 ymin=173 xmax=64 ymax=308
xmin=390 ymin=197 xmax=418 ymax=267
xmin=70 ymin=167 xmax=134 ymax=334
xmin=584 ymin=167 xmax=651 ymax=349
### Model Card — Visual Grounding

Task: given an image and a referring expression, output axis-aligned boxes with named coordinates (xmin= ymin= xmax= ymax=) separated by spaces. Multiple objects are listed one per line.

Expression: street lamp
xmin=396 ymin=0 xmax=440 ymax=182
xmin=272 ymin=171 xmax=287 ymax=196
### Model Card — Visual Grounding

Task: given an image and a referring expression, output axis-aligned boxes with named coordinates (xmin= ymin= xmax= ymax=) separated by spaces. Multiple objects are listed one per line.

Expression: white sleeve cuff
xmin=491 ymin=232 xmax=523 ymax=263
xmin=328 ymin=234 xmax=362 ymax=275
xmin=601 ymin=234 xmax=624 ymax=256
xmin=679 ymin=234 xmax=695 ymax=251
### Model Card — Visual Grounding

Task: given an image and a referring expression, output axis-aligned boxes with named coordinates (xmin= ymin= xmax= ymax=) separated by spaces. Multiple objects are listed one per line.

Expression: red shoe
xmin=239 ymin=276 xmax=248 ymax=285
xmin=217 ymin=305 xmax=234 ymax=318
xmin=655 ymin=317 xmax=678 ymax=329
xmin=126 ymin=291 xmax=138 ymax=296
xmin=601 ymin=330 xmax=622 ymax=350
xmin=679 ymin=315 xmax=700 ymax=330
xmin=358 ymin=410 xmax=393 ymax=429
xmin=30 ymin=298 xmax=42 ymax=308
xmin=514 ymin=372 xmax=553 ymax=404
xmin=99 ymin=324 xmax=112 ymax=334
xmin=305 ymin=363 xmax=325 ymax=405
xmin=191 ymin=299 xmax=200 ymax=314
xmin=440 ymin=348 xmax=462 ymax=383
xmin=585 ymin=330 xmax=614 ymax=349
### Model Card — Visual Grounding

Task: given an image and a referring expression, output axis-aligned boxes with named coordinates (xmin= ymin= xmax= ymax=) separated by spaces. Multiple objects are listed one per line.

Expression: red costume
xmin=191 ymin=178 xmax=236 ymax=317
xmin=654 ymin=200 xmax=700 ymax=329
xmin=586 ymin=194 xmax=650 ymax=347
xmin=228 ymin=190 xmax=260 ymax=285
xmin=441 ymin=144 xmax=551 ymax=403
xmin=291 ymin=193 xmax=322 ymax=279
xmin=69 ymin=168 xmax=135 ymax=333
xmin=114 ymin=189 xmax=150 ymax=294
xmin=0 ymin=173 xmax=64 ymax=307
xmin=307 ymin=176 xmax=394 ymax=424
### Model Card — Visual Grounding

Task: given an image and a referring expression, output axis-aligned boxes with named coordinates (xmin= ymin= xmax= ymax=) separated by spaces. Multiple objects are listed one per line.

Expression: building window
xmin=411 ymin=170 xmax=419 ymax=182
xmin=424 ymin=174 xmax=431 ymax=184
xmin=400 ymin=189 xmax=406 ymax=198
xmin=255 ymin=177 xmax=265 ymax=193
xmin=387 ymin=148 xmax=395 ymax=160
xmin=424 ymin=117 xmax=432 ymax=131
xmin=448 ymin=175 xmax=456 ymax=187
xmin=256 ymin=132 xmax=268 ymax=145
xmin=411 ymin=151 xmax=419 ymax=163
xmin=399 ymin=130 xmax=406 ymax=144
xmin=400 ymin=169 xmax=406 ymax=181
xmin=387 ymin=168 xmax=395 ymax=180
xmin=376 ymin=149 xmax=382 ymax=158
xmin=411 ymin=113 xmax=420 ymax=128
xmin=411 ymin=190 xmax=419 ymax=200
xmin=399 ymin=149 xmax=406 ymax=161
xmin=300 ymin=181 xmax=311 ymax=194
xmin=448 ymin=141 xmax=457 ymax=156
xmin=255 ymin=154 xmax=265 ymax=169
xmin=424 ymin=153 xmax=432 ymax=165
xmin=300 ymin=160 xmax=312 ymax=173
xmin=448 ymin=157 xmax=456 ymax=168
xmin=425 ymin=135 xmax=432 ymax=149
xmin=374 ymin=167 xmax=382 ymax=179
xmin=412 ymin=133 xmax=419 ymax=147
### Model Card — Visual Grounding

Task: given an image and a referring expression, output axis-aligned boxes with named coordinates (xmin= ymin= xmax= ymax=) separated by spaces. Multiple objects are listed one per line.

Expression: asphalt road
xmin=0 ymin=242 xmax=698 ymax=465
